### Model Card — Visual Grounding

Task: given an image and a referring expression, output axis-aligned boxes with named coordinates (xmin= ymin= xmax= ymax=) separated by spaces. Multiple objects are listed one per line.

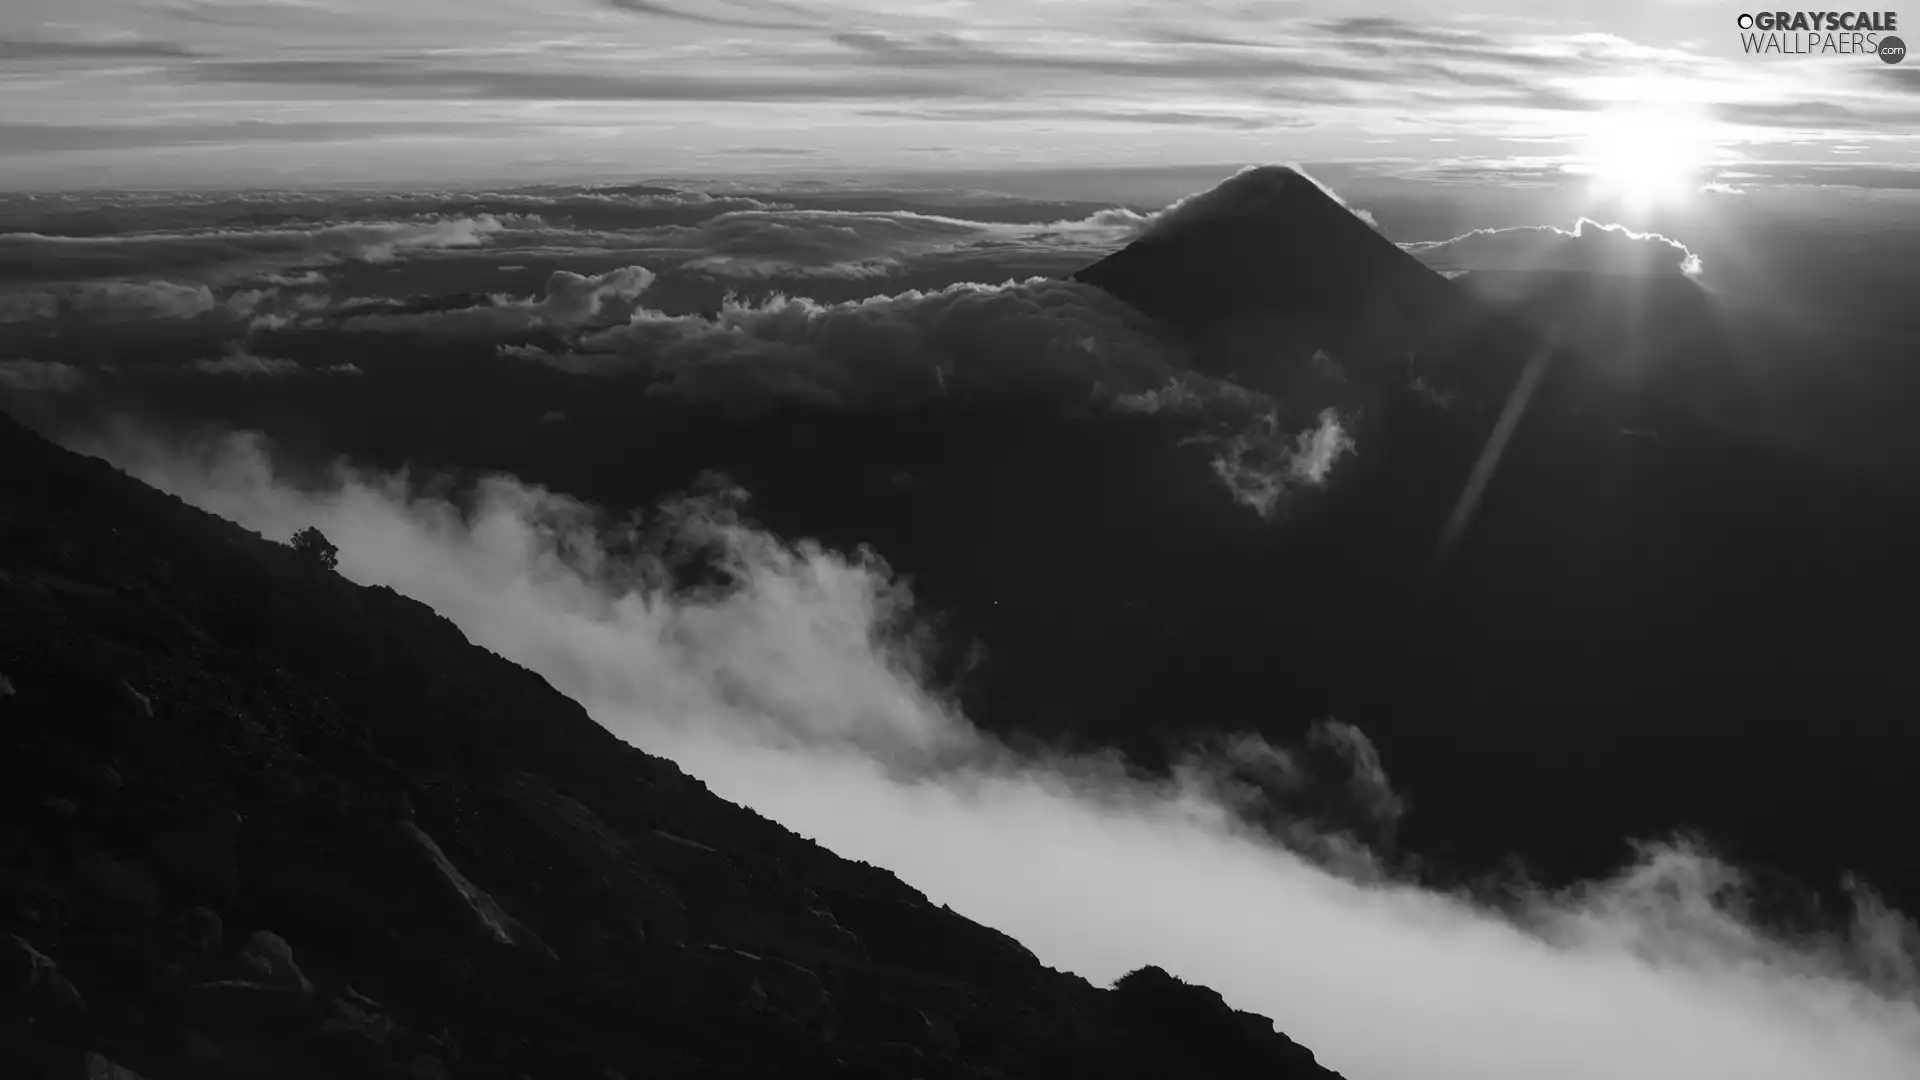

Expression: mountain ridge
xmin=0 ymin=410 xmax=1344 ymax=1080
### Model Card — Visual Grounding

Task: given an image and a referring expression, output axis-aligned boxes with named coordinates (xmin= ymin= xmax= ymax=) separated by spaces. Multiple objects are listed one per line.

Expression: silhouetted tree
xmin=288 ymin=526 xmax=339 ymax=571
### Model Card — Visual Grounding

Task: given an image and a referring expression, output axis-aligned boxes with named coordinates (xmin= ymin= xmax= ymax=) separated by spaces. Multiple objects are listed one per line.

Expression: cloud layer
xmin=77 ymin=422 xmax=1920 ymax=1080
xmin=0 ymin=214 xmax=519 ymax=285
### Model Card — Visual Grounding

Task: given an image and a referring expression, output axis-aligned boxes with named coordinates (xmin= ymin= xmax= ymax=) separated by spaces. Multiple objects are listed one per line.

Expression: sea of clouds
xmin=69 ymin=420 xmax=1920 ymax=1080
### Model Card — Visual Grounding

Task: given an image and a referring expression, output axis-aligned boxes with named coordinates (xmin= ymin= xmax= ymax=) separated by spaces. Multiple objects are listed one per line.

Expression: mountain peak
xmin=1072 ymin=165 xmax=1456 ymax=378
xmin=1130 ymin=165 xmax=1362 ymax=244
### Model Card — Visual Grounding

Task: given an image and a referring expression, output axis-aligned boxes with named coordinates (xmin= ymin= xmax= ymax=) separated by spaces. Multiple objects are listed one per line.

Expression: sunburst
xmin=1576 ymin=106 xmax=1719 ymax=213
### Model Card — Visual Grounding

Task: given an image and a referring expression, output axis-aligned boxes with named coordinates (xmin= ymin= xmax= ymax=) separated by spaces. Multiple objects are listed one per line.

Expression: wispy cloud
xmin=602 ymin=0 xmax=822 ymax=32
xmin=181 ymin=58 xmax=975 ymax=102
xmin=1319 ymin=16 xmax=1498 ymax=47
xmin=0 ymin=214 xmax=517 ymax=283
xmin=0 ymin=1 xmax=1912 ymax=185
xmin=0 ymin=120 xmax=501 ymax=155
xmin=828 ymin=29 xmax=1376 ymax=83
xmin=0 ymin=37 xmax=194 ymax=61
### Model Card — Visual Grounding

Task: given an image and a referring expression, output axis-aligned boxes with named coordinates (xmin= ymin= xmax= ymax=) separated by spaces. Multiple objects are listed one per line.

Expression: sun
xmin=1576 ymin=107 xmax=1717 ymax=212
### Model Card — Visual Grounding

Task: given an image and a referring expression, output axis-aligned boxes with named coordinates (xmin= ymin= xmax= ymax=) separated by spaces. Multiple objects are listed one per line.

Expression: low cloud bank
xmin=561 ymin=277 xmax=1187 ymax=411
xmin=668 ymin=206 xmax=1146 ymax=279
xmin=337 ymin=265 xmax=658 ymax=335
xmin=0 ymin=214 xmax=526 ymax=284
xmin=1 ymin=259 xmax=1357 ymax=518
xmin=79 ymin=423 xmax=1920 ymax=1080
xmin=0 ymin=196 xmax=1136 ymax=302
xmin=1404 ymin=219 xmax=1705 ymax=278
xmin=521 ymin=275 xmax=1352 ymax=517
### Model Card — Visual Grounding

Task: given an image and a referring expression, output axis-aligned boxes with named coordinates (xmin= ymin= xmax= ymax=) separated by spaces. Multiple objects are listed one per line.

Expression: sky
xmin=2 ymin=0 xmax=1917 ymax=189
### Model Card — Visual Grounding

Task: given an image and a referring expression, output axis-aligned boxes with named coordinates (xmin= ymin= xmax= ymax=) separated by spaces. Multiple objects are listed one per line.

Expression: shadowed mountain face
xmin=0 ymin=412 xmax=1344 ymax=1080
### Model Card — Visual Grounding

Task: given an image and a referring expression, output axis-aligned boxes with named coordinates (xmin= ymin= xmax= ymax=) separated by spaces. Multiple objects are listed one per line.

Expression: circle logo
xmin=1883 ymin=35 xmax=1908 ymax=63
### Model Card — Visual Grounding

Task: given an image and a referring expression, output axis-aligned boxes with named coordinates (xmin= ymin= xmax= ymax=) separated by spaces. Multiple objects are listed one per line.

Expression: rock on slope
xmin=0 ymin=410 xmax=1344 ymax=1080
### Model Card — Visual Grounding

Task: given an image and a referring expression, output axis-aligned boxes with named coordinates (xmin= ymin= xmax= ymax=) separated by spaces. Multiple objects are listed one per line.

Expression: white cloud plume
xmin=1187 ymin=407 xmax=1357 ymax=520
xmin=77 ymin=423 xmax=1920 ymax=1080
xmin=1403 ymin=219 xmax=1705 ymax=278
xmin=534 ymin=265 xmax=658 ymax=323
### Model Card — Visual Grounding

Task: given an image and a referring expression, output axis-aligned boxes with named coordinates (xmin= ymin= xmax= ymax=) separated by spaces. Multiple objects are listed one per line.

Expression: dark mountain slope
xmin=0 ymin=412 xmax=1343 ymax=1080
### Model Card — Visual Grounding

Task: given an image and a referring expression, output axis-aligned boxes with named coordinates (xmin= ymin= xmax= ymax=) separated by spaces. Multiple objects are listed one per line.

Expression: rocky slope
xmin=0 ymin=411 xmax=1343 ymax=1080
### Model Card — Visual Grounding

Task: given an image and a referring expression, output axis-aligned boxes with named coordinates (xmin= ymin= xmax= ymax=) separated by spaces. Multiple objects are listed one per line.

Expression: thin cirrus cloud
xmin=0 ymin=0 xmax=1911 ymax=185
xmin=0 ymin=120 xmax=507 ymax=155
xmin=601 ymin=0 xmax=824 ymax=32
xmin=860 ymin=106 xmax=1314 ymax=132
xmin=177 ymin=60 xmax=977 ymax=103
xmin=0 ymin=37 xmax=195 ymax=60
xmin=1318 ymin=16 xmax=1503 ymax=47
